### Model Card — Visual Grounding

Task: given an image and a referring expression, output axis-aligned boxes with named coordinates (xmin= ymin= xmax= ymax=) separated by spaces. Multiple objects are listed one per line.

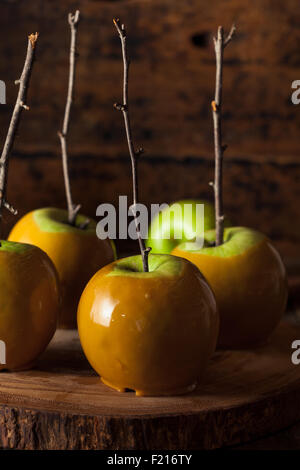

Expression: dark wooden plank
xmin=3 ymin=155 xmax=299 ymax=263
xmin=0 ymin=0 xmax=299 ymax=160
xmin=0 ymin=0 xmax=299 ymax=260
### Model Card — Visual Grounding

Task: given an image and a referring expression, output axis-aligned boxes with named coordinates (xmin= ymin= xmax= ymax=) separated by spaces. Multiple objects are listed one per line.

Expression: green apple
xmin=78 ymin=253 xmax=219 ymax=396
xmin=146 ymin=199 xmax=217 ymax=254
xmin=172 ymin=227 xmax=288 ymax=348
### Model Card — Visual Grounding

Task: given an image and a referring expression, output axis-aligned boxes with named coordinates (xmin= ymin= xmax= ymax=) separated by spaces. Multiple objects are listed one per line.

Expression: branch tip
xmin=224 ymin=23 xmax=236 ymax=47
xmin=211 ymin=100 xmax=217 ymax=112
xmin=114 ymin=102 xmax=126 ymax=112
xmin=28 ymin=32 xmax=39 ymax=48
xmin=136 ymin=147 xmax=144 ymax=157
xmin=73 ymin=203 xmax=81 ymax=214
xmin=58 ymin=130 xmax=67 ymax=139
xmin=69 ymin=10 xmax=80 ymax=26
xmin=113 ymin=17 xmax=126 ymax=37
xmin=20 ymin=101 xmax=29 ymax=110
xmin=4 ymin=200 xmax=17 ymax=215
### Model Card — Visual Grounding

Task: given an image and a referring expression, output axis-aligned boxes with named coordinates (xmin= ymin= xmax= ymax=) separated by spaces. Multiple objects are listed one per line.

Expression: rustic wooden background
xmin=0 ymin=0 xmax=299 ymax=262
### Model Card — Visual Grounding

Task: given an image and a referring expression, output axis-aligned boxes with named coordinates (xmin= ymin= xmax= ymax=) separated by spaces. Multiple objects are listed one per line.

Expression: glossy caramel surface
xmin=0 ymin=242 xmax=60 ymax=371
xmin=173 ymin=239 xmax=288 ymax=348
xmin=8 ymin=210 xmax=115 ymax=328
xmin=77 ymin=255 xmax=219 ymax=396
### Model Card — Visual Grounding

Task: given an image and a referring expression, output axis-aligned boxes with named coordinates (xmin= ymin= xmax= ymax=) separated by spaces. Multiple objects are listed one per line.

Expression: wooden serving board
xmin=0 ymin=321 xmax=300 ymax=450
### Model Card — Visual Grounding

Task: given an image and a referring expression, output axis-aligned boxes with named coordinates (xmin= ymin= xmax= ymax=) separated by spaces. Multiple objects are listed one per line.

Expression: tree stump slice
xmin=0 ymin=321 xmax=300 ymax=450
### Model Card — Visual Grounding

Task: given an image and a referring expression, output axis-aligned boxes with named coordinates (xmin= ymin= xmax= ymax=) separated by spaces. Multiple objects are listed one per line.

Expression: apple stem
xmin=113 ymin=18 xmax=151 ymax=273
xmin=211 ymin=24 xmax=236 ymax=246
xmin=58 ymin=10 xmax=82 ymax=226
xmin=0 ymin=33 xmax=39 ymax=240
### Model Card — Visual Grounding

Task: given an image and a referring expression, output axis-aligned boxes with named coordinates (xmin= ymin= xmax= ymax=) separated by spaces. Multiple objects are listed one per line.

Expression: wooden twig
xmin=211 ymin=24 xmax=235 ymax=246
xmin=0 ymin=32 xmax=38 ymax=239
xmin=58 ymin=10 xmax=81 ymax=225
xmin=113 ymin=18 xmax=151 ymax=272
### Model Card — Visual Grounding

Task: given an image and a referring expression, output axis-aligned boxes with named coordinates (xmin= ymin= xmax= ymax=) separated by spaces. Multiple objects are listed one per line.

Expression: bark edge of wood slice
xmin=0 ymin=320 xmax=300 ymax=450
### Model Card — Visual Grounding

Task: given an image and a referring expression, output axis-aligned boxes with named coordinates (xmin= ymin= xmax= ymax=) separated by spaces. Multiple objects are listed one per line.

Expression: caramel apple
xmin=0 ymin=33 xmax=60 ymax=369
xmin=77 ymin=18 xmax=219 ymax=396
xmin=78 ymin=254 xmax=218 ymax=395
xmin=0 ymin=241 xmax=60 ymax=370
xmin=8 ymin=207 xmax=115 ymax=328
xmin=172 ymin=26 xmax=288 ymax=348
xmin=8 ymin=12 xmax=115 ymax=328
xmin=172 ymin=227 xmax=287 ymax=348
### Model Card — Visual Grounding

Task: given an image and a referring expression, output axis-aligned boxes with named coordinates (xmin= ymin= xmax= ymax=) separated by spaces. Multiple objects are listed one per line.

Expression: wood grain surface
xmin=0 ymin=0 xmax=299 ymax=262
xmin=0 ymin=0 xmax=299 ymax=160
xmin=2 ymin=155 xmax=299 ymax=264
xmin=0 ymin=321 xmax=300 ymax=450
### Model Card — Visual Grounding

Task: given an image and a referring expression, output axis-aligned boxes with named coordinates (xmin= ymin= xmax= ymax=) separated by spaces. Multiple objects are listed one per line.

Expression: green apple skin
xmin=172 ymin=227 xmax=288 ymax=349
xmin=78 ymin=253 xmax=219 ymax=396
xmin=146 ymin=199 xmax=216 ymax=254
xmin=33 ymin=208 xmax=100 ymax=234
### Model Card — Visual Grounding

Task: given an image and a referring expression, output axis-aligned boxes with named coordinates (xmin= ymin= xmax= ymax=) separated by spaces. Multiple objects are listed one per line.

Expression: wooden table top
xmin=0 ymin=319 xmax=300 ymax=450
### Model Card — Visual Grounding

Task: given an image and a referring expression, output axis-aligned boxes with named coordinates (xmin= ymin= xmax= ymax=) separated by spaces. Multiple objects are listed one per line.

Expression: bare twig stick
xmin=211 ymin=25 xmax=235 ymax=246
xmin=113 ymin=18 xmax=151 ymax=272
xmin=3 ymin=201 xmax=18 ymax=215
xmin=58 ymin=10 xmax=81 ymax=225
xmin=0 ymin=32 xmax=38 ymax=239
xmin=224 ymin=24 xmax=236 ymax=48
